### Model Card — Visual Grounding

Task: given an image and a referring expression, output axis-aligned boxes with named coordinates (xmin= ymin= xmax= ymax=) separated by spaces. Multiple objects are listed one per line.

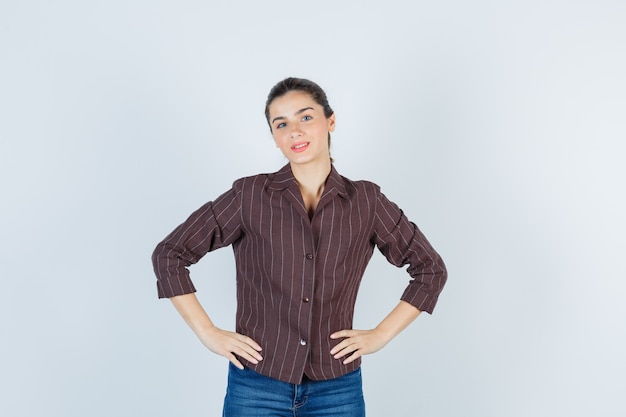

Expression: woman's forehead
xmin=268 ymin=91 xmax=320 ymax=115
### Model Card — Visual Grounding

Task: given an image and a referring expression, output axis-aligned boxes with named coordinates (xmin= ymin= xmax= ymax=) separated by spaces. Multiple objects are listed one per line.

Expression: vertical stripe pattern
xmin=152 ymin=164 xmax=447 ymax=384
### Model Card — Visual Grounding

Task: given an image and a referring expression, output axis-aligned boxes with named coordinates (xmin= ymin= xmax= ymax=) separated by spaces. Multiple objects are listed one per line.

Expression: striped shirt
xmin=152 ymin=163 xmax=447 ymax=384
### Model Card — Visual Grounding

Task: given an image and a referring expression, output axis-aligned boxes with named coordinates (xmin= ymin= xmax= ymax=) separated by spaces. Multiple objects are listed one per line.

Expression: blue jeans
xmin=222 ymin=363 xmax=366 ymax=416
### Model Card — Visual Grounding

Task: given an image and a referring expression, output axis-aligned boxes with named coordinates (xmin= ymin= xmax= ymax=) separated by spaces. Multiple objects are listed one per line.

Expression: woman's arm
xmin=170 ymin=293 xmax=263 ymax=369
xmin=329 ymin=300 xmax=421 ymax=364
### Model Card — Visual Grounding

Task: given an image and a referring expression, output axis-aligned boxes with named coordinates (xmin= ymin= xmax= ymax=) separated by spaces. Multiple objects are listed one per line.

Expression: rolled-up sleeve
xmin=151 ymin=184 xmax=243 ymax=298
xmin=372 ymin=189 xmax=447 ymax=314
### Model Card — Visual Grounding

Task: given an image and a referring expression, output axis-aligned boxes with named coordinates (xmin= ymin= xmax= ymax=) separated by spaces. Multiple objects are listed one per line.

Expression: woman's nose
xmin=289 ymin=124 xmax=303 ymax=138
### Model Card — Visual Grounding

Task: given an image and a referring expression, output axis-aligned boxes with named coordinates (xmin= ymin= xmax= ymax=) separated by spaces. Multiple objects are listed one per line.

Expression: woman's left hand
xmin=330 ymin=301 xmax=422 ymax=364
xmin=329 ymin=329 xmax=390 ymax=364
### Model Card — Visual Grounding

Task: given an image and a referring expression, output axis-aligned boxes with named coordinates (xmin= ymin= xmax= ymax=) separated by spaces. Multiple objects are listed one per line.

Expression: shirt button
xmin=303 ymin=297 xmax=310 ymax=303
xmin=305 ymin=253 xmax=313 ymax=260
xmin=300 ymin=339 xmax=307 ymax=346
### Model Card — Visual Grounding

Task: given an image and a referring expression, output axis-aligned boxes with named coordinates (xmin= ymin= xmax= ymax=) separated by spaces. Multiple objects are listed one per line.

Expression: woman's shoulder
xmin=335 ymin=169 xmax=382 ymax=196
xmin=230 ymin=164 xmax=291 ymax=191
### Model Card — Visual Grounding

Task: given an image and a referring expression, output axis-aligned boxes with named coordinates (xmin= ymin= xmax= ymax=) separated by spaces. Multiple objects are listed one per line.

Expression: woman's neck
xmin=290 ymin=158 xmax=331 ymax=190
xmin=290 ymin=158 xmax=331 ymax=219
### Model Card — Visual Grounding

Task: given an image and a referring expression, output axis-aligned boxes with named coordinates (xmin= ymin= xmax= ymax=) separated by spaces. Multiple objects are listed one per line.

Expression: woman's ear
xmin=327 ymin=113 xmax=336 ymax=132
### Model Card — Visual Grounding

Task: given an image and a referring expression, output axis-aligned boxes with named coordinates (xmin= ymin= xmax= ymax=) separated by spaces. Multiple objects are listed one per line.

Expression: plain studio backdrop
xmin=1 ymin=1 xmax=624 ymax=416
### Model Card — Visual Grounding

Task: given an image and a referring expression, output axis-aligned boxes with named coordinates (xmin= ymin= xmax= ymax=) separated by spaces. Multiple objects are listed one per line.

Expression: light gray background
xmin=1 ymin=1 xmax=624 ymax=416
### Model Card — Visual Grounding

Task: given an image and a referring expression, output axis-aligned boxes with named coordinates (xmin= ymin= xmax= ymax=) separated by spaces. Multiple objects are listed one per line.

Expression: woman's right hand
xmin=169 ymin=293 xmax=263 ymax=370
xmin=199 ymin=326 xmax=263 ymax=370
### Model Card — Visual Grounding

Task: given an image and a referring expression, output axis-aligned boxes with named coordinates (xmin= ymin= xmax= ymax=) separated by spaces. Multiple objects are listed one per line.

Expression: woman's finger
xmin=236 ymin=334 xmax=263 ymax=351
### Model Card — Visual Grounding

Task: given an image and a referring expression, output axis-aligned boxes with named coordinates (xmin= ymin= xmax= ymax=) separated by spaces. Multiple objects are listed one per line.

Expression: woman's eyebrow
xmin=271 ymin=107 xmax=315 ymax=124
xmin=295 ymin=106 xmax=314 ymax=115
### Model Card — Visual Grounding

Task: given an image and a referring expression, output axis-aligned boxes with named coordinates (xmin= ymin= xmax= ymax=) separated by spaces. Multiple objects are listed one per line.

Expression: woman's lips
xmin=291 ymin=142 xmax=310 ymax=153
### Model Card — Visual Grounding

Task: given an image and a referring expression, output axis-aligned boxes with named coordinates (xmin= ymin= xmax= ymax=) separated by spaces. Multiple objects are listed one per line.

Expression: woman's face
xmin=267 ymin=90 xmax=335 ymax=167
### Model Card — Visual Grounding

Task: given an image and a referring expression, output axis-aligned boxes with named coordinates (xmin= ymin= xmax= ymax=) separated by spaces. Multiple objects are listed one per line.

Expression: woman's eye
xmin=276 ymin=122 xmax=286 ymax=129
xmin=302 ymin=115 xmax=313 ymax=121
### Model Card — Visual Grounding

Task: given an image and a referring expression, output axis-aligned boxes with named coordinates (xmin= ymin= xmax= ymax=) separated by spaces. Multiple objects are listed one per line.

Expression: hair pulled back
xmin=264 ymin=77 xmax=334 ymax=126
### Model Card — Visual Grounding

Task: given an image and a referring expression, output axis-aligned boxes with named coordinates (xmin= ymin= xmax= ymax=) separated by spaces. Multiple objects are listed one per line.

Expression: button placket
xmin=300 ymin=249 xmax=314 ymax=350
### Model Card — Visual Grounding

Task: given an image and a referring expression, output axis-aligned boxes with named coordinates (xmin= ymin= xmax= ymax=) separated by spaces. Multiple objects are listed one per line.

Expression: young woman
xmin=152 ymin=77 xmax=447 ymax=416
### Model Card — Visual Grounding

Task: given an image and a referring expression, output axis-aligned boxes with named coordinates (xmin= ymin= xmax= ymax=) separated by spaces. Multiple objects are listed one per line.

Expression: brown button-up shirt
xmin=152 ymin=164 xmax=447 ymax=384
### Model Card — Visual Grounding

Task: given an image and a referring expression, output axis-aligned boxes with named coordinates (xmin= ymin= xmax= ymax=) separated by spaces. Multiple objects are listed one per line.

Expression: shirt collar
xmin=267 ymin=163 xmax=349 ymax=199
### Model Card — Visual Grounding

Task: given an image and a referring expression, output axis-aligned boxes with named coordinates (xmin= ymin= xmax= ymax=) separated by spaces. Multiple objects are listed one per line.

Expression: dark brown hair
xmin=264 ymin=77 xmax=334 ymax=124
